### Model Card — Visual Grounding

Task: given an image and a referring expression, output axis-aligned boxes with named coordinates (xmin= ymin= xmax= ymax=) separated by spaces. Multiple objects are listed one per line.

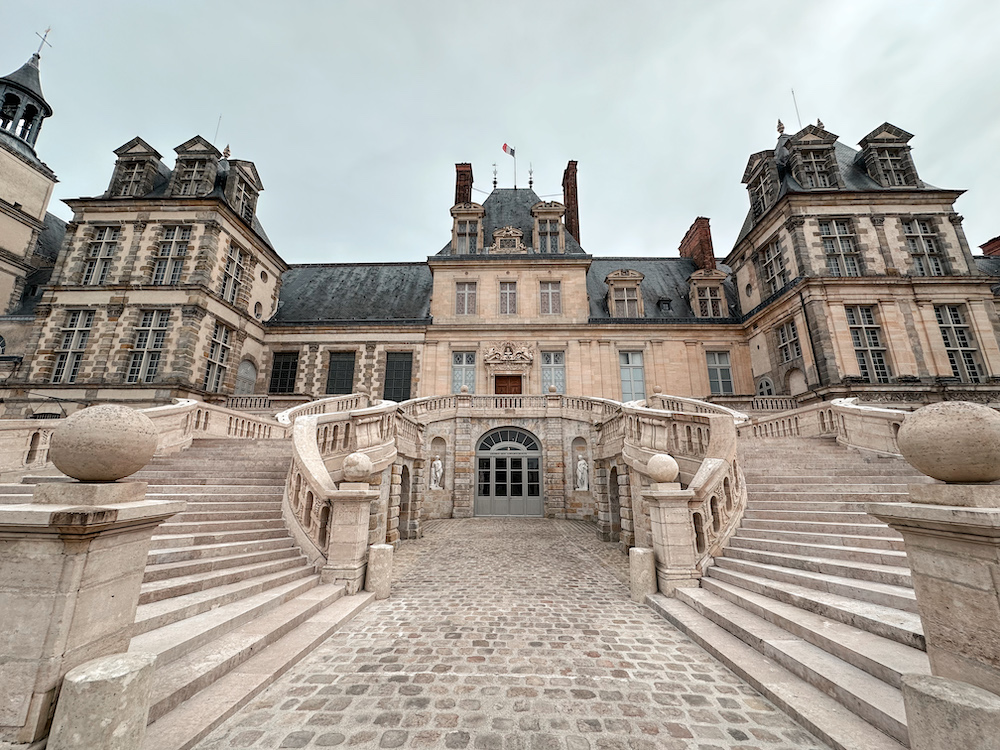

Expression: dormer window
xmin=749 ymin=170 xmax=775 ymax=218
xmin=875 ymin=148 xmax=912 ymax=186
xmin=859 ymin=123 xmax=920 ymax=188
xmin=688 ymin=269 xmax=729 ymax=319
xmin=787 ymin=124 xmax=842 ymax=191
xmin=798 ymin=150 xmax=830 ymax=188
xmin=531 ymin=201 xmax=566 ymax=254
xmin=697 ymin=286 xmax=722 ymax=317
xmin=450 ymin=202 xmax=485 ymax=255
xmin=605 ymin=269 xmax=644 ymax=318
xmin=539 ymin=220 xmax=560 ymax=253
xmin=759 ymin=240 xmax=788 ymax=294
xmin=233 ymin=179 xmax=256 ymax=223
xmin=176 ymin=159 xmax=208 ymax=196
xmin=108 ymin=138 xmax=164 ymax=199
xmin=456 ymin=221 xmax=478 ymax=254
xmin=116 ymin=161 xmax=145 ymax=197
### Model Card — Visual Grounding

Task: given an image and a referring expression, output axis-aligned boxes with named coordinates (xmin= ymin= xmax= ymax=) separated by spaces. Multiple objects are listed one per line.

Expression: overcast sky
xmin=4 ymin=1 xmax=999 ymax=264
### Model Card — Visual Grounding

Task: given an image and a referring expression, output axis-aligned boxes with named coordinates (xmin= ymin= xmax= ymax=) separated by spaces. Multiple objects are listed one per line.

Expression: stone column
xmin=321 ymin=453 xmax=381 ymax=594
xmin=642 ymin=454 xmax=700 ymax=594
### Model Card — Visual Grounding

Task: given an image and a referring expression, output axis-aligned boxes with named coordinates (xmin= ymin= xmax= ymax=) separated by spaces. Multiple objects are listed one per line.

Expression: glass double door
xmin=475 ymin=452 xmax=542 ymax=517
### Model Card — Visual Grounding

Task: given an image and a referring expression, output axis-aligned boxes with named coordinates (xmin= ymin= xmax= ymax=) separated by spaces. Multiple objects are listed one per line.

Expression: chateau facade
xmin=1 ymin=51 xmax=999 ymax=420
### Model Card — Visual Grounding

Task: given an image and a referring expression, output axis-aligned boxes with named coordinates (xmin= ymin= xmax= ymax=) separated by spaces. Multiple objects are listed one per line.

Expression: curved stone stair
xmin=126 ymin=438 xmax=372 ymax=750
xmin=651 ymin=435 xmax=935 ymax=750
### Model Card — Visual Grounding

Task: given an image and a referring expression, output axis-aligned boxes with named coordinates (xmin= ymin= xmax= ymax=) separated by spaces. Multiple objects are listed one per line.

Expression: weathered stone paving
xmin=194 ymin=519 xmax=829 ymax=750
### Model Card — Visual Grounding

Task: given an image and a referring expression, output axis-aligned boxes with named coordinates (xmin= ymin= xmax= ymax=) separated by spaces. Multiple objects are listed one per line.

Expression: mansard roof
xmin=269 ymin=263 xmax=433 ymax=326
xmin=0 ymin=54 xmax=52 ymax=116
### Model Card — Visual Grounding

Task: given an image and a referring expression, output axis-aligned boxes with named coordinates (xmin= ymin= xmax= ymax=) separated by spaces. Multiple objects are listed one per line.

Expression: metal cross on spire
xmin=35 ymin=27 xmax=52 ymax=56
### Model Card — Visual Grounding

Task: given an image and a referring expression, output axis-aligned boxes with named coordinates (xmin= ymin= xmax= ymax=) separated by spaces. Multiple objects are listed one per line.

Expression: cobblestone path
xmin=194 ymin=519 xmax=829 ymax=750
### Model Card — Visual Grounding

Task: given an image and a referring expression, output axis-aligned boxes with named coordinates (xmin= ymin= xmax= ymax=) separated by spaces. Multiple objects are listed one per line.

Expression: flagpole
xmin=513 ymin=155 xmax=517 ymax=189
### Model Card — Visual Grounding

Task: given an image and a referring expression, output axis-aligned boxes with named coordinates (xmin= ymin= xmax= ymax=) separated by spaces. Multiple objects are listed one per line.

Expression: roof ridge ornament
xmin=817 ymin=118 xmax=824 ymax=129
xmin=35 ymin=27 xmax=52 ymax=56
xmin=777 ymin=119 xmax=785 ymax=135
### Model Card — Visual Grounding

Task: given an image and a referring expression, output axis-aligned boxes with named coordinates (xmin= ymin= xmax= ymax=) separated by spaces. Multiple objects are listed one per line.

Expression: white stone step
xmin=149 ymin=528 xmax=289 ymax=550
xmin=147 ymin=538 xmax=293 ymax=566
xmin=736 ymin=526 xmax=905 ymax=552
xmin=727 ymin=535 xmax=908 ymax=567
xmin=139 ymin=557 xmax=306 ymax=604
xmin=142 ymin=547 xmax=301 ymax=583
xmin=741 ymin=518 xmax=901 ymax=538
xmin=722 ymin=547 xmax=912 ymax=588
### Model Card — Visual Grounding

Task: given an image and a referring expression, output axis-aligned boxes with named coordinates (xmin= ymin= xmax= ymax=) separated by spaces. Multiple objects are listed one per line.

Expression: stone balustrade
xmin=276 ymin=393 xmax=372 ymax=425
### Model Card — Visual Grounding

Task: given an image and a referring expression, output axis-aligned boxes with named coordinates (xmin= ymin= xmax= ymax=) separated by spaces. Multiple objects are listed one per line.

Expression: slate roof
xmin=8 ymin=267 xmax=53 ymax=316
xmin=0 ymin=54 xmax=51 ymax=115
xmin=34 ymin=211 xmax=66 ymax=262
xmin=587 ymin=257 xmax=738 ymax=321
xmin=270 ymin=263 xmax=433 ymax=325
xmin=974 ymin=256 xmax=1000 ymax=276
xmin=438 ymin=188 xmax=585 ymax=255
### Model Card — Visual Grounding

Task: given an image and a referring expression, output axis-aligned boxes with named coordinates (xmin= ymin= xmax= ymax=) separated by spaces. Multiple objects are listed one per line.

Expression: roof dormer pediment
xmin=789 ymin=124 xmax=838 ymax=146
xmin=229 ymin=159 xmax=263 ymax=191
xmin=605 ymin=268 xmax=645 ymax=284
xmin=113 ymin=136 xmax=162 ymax=160
xmin=859 ymin=122 xmax=914 ymax=148
xmin=174 ymin=135 xmax=222 ymax=158
xmin=742 ymin=150 xmax=774 ymax=183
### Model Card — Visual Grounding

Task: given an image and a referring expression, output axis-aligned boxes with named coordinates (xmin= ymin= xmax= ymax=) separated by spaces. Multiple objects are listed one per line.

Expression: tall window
xmin=83 ymin=227 xmax=120 ymax=285
xmin=776 ymin=320 xmax=801 ymax=363
xmin=152 ymin=226 xmax=190 ymax=284
xmin=268 ymin=352 xmax=299 ymax=394
xmin=326 ymin=352 xmax=356 ymax=394
xmin=127 ymin=310 xmax=169 ymax=383
xmin=220 ymin=245 xmax=246 ymax=304
xmin=541 ymin=351 xmax=565 ymax=394
xmin=935 ymin=305 xmax=984 ymax=382
xmin=877 ymin=148 xmax=912 ymax=186
xmin=455 ymin=281 xmax=476 ymax=315
xmin=176 ymin=159 xmax=207 ymax=196
xmin=706 ymin=352 xmax=734 ymax=395
xmin=820 ymin=220 xmax=860 ymax=276
xmin=749 ymin=170 xmax=775 ymax=218
xmin=51 ymin=310 xmax=94 ymax=384
xmin=451 ymin=352 xmax=476 ymax=393
xmin=233 ymin=179 xmax=256 ymax=222
xmin=499 ymin=282 xmax=517 ymax=315
xmin=539 ymin=281 xmax=561 ymax=315
xmin=799 ymin=151 xmax=830 ymax=188
xmin=456 ymin=221 xmax=478 ymax=254
xmin=538 ymin=220 xmax=559 ymax=253
xmin=203 ymin=322 xmax=232 ymax=392
xmin=760 ymin=241 xmax=788 ymax=294
xmin=117 ymin=162 xmax=144 ymax=196
xmin=383 ymin=352 xmax=413 ymax=402
xmin=613 ymin=287 xmax=640 ymax=317
xmin=619 ymin=351 xmax=645 ymax=402
xmin=903 ymin=220 xmax=945 ymax=276
xmin=697 ymin=286 xmax=723 ymax=317
xmin=845 ymin=306 xmax=891 ymax=383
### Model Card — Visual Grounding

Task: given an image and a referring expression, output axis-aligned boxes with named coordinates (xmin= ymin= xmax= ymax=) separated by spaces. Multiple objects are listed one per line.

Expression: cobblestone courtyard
xmin=193 ymin=519 xmax=829 ymax=750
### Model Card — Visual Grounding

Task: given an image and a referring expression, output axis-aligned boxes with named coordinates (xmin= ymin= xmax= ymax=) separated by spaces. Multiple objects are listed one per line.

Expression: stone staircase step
xmin=148 ymin=538 xmax=293 ymax=566
xmin=745 ymin=475 xmax=918 ymax=484
xmin=740 ymin=518 xmax=901 ymax=538
xmin=167 ymin=501 xmax=281 ymax=513
xmin=139 ymin=557 xmax=306 ymax=605
xmin=728 ymin=535 xmax=908 ymax=567
xmin=141 ymin=477 xmax=286 ymax=486
xmin=148 ymin=485 xmax=283 ymax=495
xmin=748 ymin=483 xmax=910 ymax=493
xmin=736 ymin=527 xmax=905 ymax=552
xmin=722 ymin=547 xmax=912 ymax=588
xmin=745 ymin=492 xmax=909 ymax=503
xmin=156 ymin=519 xmax=286 ymax=535
xmin=700 ymin=578 xmax=930 ymax=688
xmin=705 ymin=566 xmax=924 ymax=648
xmin=744 ymin=509 xmax=888 ymax=524
xmin=133 ymin=567 xmax=317 ymax=636
xmin=149 ymin=528 xmax=288 ymax=550
xmin=142 ymin=547 xmax=301 ymax=583
xmin=748 ymin=501 xmax=896 ymax=512
xmin=647 ymin=594 xmax=907 ymax=750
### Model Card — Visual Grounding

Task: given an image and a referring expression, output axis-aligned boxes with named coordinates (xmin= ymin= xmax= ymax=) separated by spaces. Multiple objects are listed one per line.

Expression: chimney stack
xmin=562 ymin=161 xmax=580 ymax=243
xmin=981 ymin=236 xmax=1000 ymax=257
xmin=678 ymin=217 xmax=717 ymax=270
xmin=454 ymin=163 xmax=473 ymax=205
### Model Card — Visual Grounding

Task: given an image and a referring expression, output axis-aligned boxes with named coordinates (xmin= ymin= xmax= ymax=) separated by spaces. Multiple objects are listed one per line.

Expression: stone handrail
xmin=644 ymin=393 xmax=750 ymax=424
xmin=225 ymin=395 xmax=272 ymax=411
xmin=284 ymin=400 xmax=401 ymax=565
xmin=275 ymin=393 xmax=373 ymax=425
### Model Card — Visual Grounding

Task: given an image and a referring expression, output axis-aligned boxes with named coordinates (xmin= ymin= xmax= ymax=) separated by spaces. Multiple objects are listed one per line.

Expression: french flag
xmin=503 ymin=143 xmax=515 ymax=158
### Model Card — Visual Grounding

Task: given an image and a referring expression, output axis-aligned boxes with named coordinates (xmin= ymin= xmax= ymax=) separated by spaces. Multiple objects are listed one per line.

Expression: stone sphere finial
xmin=653 ymin=386 xmax=662 ymax=395
xmin=342 ymin=452 xmax=374 ymax=482
xmin=897 ymin=401 xmax=1000 ymax=483
xmin=460 ymin=385 xmax=469 ymax=394
xmin=548 ymin=384 xmax=557 ymax=393
xmin=49 ymin=404 xmax=158 ymax=482
xmin=647 ymin=453 xmax=679 ymax=483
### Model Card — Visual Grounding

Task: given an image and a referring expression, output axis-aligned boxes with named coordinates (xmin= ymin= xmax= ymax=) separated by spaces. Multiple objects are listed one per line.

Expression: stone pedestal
xmin=366 ymin=543 xmax=393 ymax=600
xmin=644 ymin=482 xmax=700 ymax=594
xmin=48 ymin=652 xmax=157 ymax=750
xmin=321 ymin=482 xmax=381 ymax=594
xmin=902 ymin=674 xmax=1000 ymax=750
xmin=870 ymin=484 xmax=1000 ymax=696
xmin=0 ymin=481 xmax=184 ymax=744
xmin=629 ymin=547 xmax=656 ymax=602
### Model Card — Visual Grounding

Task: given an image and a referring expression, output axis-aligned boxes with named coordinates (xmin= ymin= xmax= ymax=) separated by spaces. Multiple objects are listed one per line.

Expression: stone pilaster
xmin=321 ymin=482 xmax=381 ymax=594
xmin=645 ymin=480 xmax=700 ymax=594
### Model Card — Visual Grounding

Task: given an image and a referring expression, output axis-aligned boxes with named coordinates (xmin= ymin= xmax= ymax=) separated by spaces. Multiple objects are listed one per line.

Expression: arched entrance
xmin=234 ymin=359 xmax=258 ymax=395
xmin=475 ymin=427 xmax=542 ymax=517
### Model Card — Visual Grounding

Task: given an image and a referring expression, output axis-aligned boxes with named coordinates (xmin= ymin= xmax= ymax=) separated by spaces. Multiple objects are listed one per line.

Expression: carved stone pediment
xmin=490 ymin=226 xmax=527 ymax=254
xmin=483 ymin=341 xmax=533 ymax=375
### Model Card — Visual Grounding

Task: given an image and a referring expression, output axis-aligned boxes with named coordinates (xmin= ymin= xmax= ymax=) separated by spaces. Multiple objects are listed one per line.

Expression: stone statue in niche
xmin=576 ymin=456 xmax=589 ymax=491
xmin=430 ymin=455 xmax=444 ymax=490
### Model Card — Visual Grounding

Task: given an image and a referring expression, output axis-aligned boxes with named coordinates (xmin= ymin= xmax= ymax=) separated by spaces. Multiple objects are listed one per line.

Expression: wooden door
xmin=495 ymin=375 xmax=522 ymax=394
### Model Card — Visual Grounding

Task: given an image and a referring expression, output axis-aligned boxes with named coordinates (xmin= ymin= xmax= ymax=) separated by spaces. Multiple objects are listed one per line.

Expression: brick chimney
xmin=678 ymin=217 xmax=716 ymax=270
xmin=981 ymin=235 xmax=1000 ymax=257
xmin=454 ymin=163 xmax=473 ymax=205
xmin=562 ymin=160 xmax=580 ymax=243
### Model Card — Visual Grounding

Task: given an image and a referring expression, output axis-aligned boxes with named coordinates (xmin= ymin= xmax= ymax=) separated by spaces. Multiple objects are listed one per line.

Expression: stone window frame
xmin=539 ymin=280 xmax=561 ymax=315
xmin=935 ymin=304 xmax=985 ymax=382
xmin=52 ymin=309 xmax=95 ymax=384
xmin=619 ymin=350 xmax=645 ymax=402
xmin=902 ymin=218 xmax=946 ymax=277
xmin=268 ymin=351 xmax=300 ymax=395
xmin=538 ymin=219 xmax=560 ymax=253
xmin=872 ymin=147 xmax=917 ymax=187
xmin=203 ymin=321 xmax=232 ymax=392
xmin=758 ymin=239 xmax=789 ymax=295
xmin=325 ymin=350 xmax=357 ymax=395
xmin=819 ymin=218 xmax=862 ymax=277
xmin=845 ymin=305 xmax=891 ymax=383
xmin=540 ymin=351 xmax=566 ymax=394
xmin=174 ymin=158 xmax=210 ymax=197
xmin=115 ymin=160 xmax=146 ymax=197
xmin=83 ymin=226 xmax=121 ymax=285
xmin=455 ymin=220 xmax=479 ymax=254
xmin=451 ymin=351 xmax=476 ymax=394
xmin=776 ymin=320 xmax=802 ymax=364
xmin=531 ymin=201 xmax=566 ymax=254
xmin=705 ymin=351 xmax=734 ymax=395
xmin=756 ymin=377 xmax=775 ymax=396
xmin=796 ymin=149 xmax=833 ymax=188
xmin=127 ymin=309 xmax=170 ymax=384
xmin=695 ymin=285 xmax=724 ymax=317
xmin=232 ymin=178 xmax=257 ymax=224
xmin=450 ymin=203 xmax=485 ymax=255
xmin=455 ymin=281 xmax=477 ymax=315
xmin=499 ymin=281 xmax=517 ymax=315
xmin=383 ymin=351 xmax=414 ymax=402
xmin=605 ymin=270 xmax=645 ymax=318
xmin=151 ymin=226 xmax=191 ymax=285
xmin=220 ymin=243 xmax=247 ymax=305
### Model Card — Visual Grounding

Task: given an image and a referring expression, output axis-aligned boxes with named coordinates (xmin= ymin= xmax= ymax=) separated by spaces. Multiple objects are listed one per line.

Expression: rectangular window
xmin=613 ymin=287 xmax=640 ymax=317
xmin=539 ymin=281 xmax=561 ymax=315
xmin=177 ymin=159 xmax=207 ymax=196
xmin=456 ymin=221 xmax=478 ymax=254
xmin=750 ymin=171 xmax=775 ymax=218
xmin=845 ymin=306 xmax=891 ymax=383
xmin=383 ymin=352 xmax=413 ymax=402
xmin=935 ymin=305 xmax=984 ymax=382
xmin=455 ymin=281 xmax=476 ymax=315
xmin=903 ymin=220 xmax=945 ymax=276
xmin=203 ymin=322 xmax=232 ymax=392
xmin=877 ymin=148 xmax=911 ymax=186
xmin=799 ymin=150 xmax=830 ymax=188
xmin=233 ymin=179 xmax=256 ymax=222
xmin=539 ymin=220 xmax=559 ymax=253
xmin=220 ymin=244 xmax=246 ymax=304
xmin=51 ymin=310 xmax=94 ymax=384
xmin=819 ymin=219 xmax=860 ymax=277
xmin=451 ymin=352 xmax=476 ymax=394
xmin=83 ymin=227 xmax=120 ymax=285
xmin=152 ymin=226 xmax=190 ymax=285
xmin=619 ymin=351 xmax=645 ymax=402
xmin=325 ymin=351 xmax=356 ymax=394
xmin=760 ymin=240 xmax=788 ymax=294
xmin=499 ymin=281 xmax=517 ymax=315
xmin=117 ymin=162 xmax=144 ymax=196
xmin=541 ymin=351 xmax=565 ymax=394
xmin=697 ymin=286 xmax=723 ymax=317
xmin=268 ymin=352 xmax=299 ymax=394
xmin=776 ymin=320 xmax=802 ymax=363
xmin=127 ymin=309 xmax=169 ymax=384
xmin=706 ymin=351 xmax=734 ymax=395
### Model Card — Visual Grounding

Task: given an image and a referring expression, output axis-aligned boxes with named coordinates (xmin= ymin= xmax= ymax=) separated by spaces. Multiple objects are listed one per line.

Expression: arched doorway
xmin=475 ymin=427 xmax=542 ymax=517
xmin=608 ymin=466 xmax=621 ymax=542
xmin=234 ymin=359 xmax=258 ymax=395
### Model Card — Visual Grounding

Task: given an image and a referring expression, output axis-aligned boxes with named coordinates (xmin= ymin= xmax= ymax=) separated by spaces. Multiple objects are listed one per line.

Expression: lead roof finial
xmin=777 ymin=119 xmax=785 ymax=135
xmin=492 ymin=163 xmax=497 ymax=189
xmin=528 ymin=162 xmax=533 ymax=189
xmin=222 ymin=144 xmax=231 ymax=159
xmin=816 ymin=118 xmax=824 ymax=129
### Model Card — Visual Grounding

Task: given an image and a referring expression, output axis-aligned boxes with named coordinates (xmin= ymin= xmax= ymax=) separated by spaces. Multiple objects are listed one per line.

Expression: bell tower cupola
xmin=0 ymin=51 xmax=53 ymax=153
